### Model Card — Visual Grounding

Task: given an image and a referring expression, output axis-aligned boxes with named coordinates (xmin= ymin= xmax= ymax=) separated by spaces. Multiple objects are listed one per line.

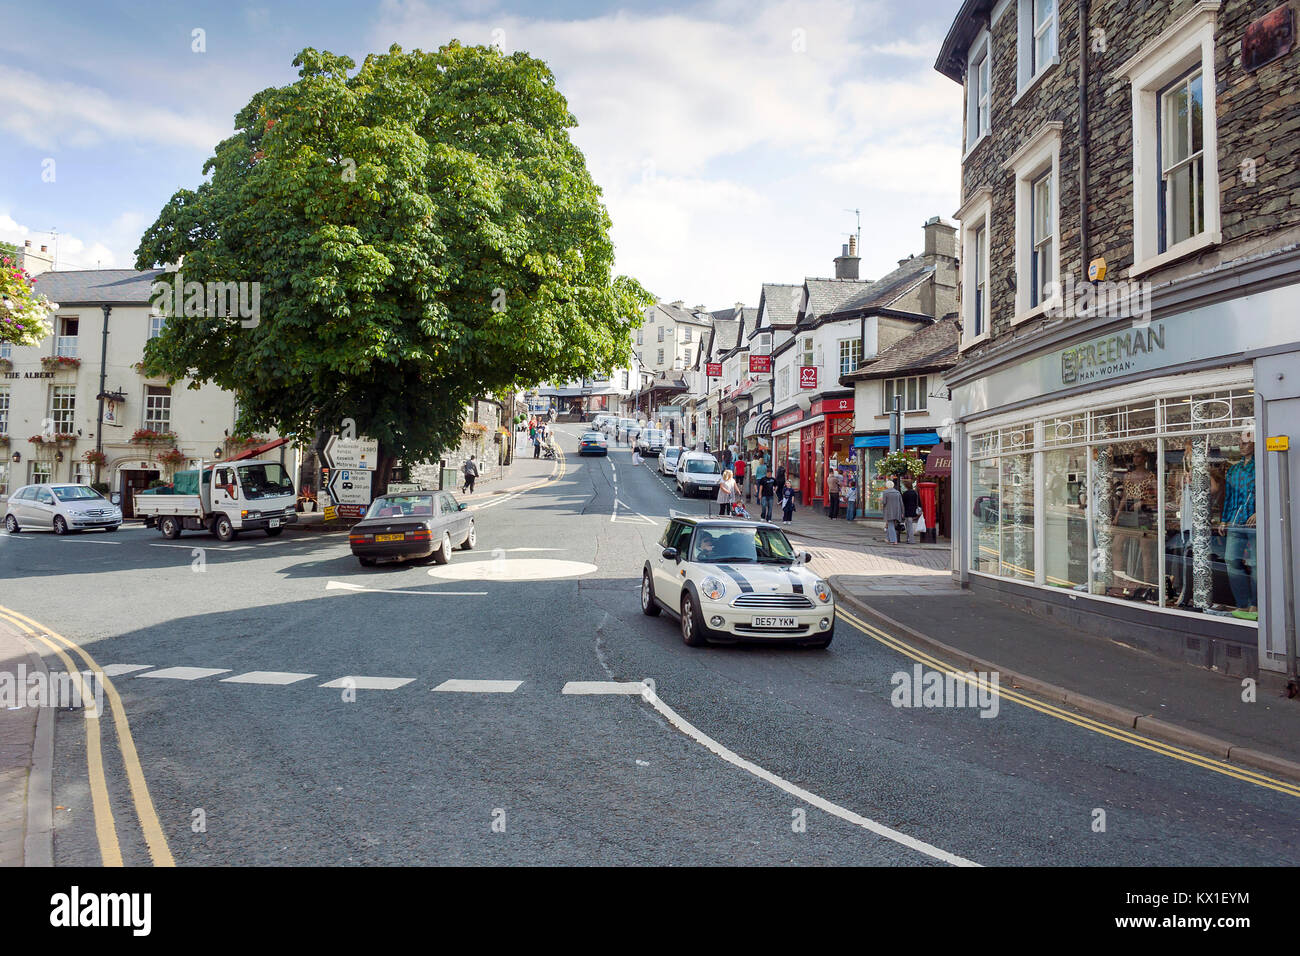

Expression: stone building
xmin=936 ymin=0 xmax=1300 ymax=675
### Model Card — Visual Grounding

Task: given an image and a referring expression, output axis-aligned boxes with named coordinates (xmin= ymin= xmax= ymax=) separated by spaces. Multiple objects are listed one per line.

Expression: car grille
xmin=82 ymin=509 xmax=115 ymax=518
xmin=731 ymin=594 xmax=815 ymax=609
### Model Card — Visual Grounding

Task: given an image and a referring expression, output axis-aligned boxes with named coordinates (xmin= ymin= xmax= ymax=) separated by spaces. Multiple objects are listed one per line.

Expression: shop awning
xmin=923 ymin=443 xmax=953 ymax=476
xmin=744 ymin=411 xmax=772 ymax=439
xmin=853 ymin=431 xmax=940 ymax=449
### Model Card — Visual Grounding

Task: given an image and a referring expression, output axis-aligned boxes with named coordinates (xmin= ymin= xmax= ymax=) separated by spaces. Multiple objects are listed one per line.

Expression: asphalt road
xmin=2 ymin=422 xmax=1297 ymax=865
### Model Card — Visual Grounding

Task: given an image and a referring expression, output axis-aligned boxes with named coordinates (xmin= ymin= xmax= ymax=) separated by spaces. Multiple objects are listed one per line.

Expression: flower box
xmin=40 ymin=356 xmax=81 ymax=371
xmin=131 ymin=428 xmax=178 ymax=445
xmin=157 ymin=448 xmax=188 ymax=466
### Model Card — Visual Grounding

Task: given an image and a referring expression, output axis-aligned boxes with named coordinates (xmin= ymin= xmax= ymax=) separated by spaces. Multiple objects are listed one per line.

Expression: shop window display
xmin=999 ymin=453 xmax=1034 ymax=581
xmin=1043 ymin=449 xmax=1088 ymax=590
xmin=1093 ymin=440 xmax=1160 ymax=603
xmin=971 ymin=458 xmax=1000 ymax=574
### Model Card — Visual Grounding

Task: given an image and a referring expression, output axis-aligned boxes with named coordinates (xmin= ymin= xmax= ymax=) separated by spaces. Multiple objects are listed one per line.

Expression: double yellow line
xmin=0 ymin=604 xmax=174 ymax=866
xmin=836 ymin=605 xmax=1300 ymax=799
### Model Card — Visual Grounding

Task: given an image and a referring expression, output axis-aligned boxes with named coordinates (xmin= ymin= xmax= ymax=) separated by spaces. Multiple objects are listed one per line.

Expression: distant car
xmin=592 ymin=414 xmax=617 ymax=433
xmin=579 ymin=431 xmax=609 ymax=456
xmin=641 ymin=517 xmax=834 ymax=647
xmin=636 ymin=428 xmax=666 ymax=457
xmin=348 ymin=491 xmax=475 ymax=567
xmin=4 ymin=483 xmax=122 ymax=535
xmin=675 ymin=451 xmax=723 ymax=498
xmin=659 ymin=446 xmax=684 ymax=476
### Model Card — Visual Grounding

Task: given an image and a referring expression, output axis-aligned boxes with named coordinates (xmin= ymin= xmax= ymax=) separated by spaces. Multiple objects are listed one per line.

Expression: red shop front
xmin=801 ymin=396 xmax=855 ymax=508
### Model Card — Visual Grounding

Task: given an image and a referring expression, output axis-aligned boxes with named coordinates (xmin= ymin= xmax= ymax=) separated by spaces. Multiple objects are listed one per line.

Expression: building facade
xmin=937 ymin=0 xmax=1300 ymax=674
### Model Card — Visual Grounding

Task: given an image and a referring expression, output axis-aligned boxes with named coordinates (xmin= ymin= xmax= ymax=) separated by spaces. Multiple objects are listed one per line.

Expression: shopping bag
xmin=915 ymin=512 xmax=927 ymax=536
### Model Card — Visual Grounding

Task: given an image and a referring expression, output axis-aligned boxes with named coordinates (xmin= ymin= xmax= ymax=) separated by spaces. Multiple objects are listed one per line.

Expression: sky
xmin=0 ymin=0 xmax=964 ymax=309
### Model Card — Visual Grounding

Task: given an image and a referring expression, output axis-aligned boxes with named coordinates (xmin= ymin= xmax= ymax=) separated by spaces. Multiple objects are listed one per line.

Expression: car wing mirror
xmin=802 ymin=552 xmax=814 ymax=564
xmin=661 ymin=547 xmax=678 ymax=561
xmin=458 ymin=502 xmax=467 ymax=511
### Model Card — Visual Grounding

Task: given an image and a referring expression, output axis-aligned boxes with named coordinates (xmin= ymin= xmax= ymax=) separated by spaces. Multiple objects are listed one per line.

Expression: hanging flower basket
xmin=83 ymin=449 xmax=108 ymax=467
xmin=225 ymin=434 xmax=267 ymax=451
xmin=0 ymin=358 xmax=11 ymax=372
xmin=40 ymin=355 xmax=81 ymax=371
xmin=131 ymin=428 xmax=178 ymax=446
xmin=877 ymin=449 xmax=925 ymax=479
xmin=157 ymin=448 xmax=187 ymax=467
xmin=462 ymin=421 xmax=489 ymax=439
xmin=0 ymin=435 xmax=9 ymax=448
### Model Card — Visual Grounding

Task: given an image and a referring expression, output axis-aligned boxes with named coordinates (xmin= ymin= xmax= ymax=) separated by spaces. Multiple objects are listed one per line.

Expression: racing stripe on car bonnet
xmin=785 ymin=572 xmax=804 ymax=594
xmin=717 ymin=565 xmax=754 ymax=593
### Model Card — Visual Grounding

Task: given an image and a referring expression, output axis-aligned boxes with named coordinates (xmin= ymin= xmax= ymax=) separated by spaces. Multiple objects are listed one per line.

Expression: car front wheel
xmin=4 ymin=514 xmax=19 ymax=534
xmin=214 ymin=516 xmax=237 ymax=542
xmin=53 ymin=516 xmax=69 ymax=535
xmin=680 ymin=591 xmax=707 ymax=647
xmin=641 ymin=570 xmax=661 ymax=617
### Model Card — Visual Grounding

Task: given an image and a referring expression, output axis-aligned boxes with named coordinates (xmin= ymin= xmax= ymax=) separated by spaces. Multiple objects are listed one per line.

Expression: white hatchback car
xmin=658 ymin=446 xmax=684 ymax=476
xmin=4 ymin=483 xmax=123 ymax=534
xmin=641 ymin=517 xmax=834 ymax=648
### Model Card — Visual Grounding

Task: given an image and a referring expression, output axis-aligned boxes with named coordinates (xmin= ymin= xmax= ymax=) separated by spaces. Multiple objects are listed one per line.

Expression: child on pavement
xmin=780 ymin=485 xmax=797 ymax=525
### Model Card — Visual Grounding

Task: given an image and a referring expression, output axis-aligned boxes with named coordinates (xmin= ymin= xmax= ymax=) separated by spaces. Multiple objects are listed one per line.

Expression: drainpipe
xmin=1079 ymin=0 xmax=1090 ymax=275
xmin=95 ymin=304 xmax=111 ymax=482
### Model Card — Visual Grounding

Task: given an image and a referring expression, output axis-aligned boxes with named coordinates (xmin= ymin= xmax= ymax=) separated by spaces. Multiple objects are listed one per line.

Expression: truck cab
xmin=134 ymin=459 xmax=298 ymax=541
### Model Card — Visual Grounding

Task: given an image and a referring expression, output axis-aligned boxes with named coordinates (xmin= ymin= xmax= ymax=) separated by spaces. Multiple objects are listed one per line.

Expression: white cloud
xmin=367 ymin=0 xmax=962 ymax=307
xmin=0 ymin=212 xmax=143 ymax=271
xmin=0 ymin=65 xmax=229 ymax=152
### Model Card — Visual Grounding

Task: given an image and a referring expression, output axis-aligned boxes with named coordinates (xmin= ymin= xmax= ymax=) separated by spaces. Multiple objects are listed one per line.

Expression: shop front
xmin=772 ymin=407 xmax=804 ymax=492
xmin=852 ymin=430 xmax=940 ymax=516
xmin=801 ymin=397 xmax=855 ymax=508
xmin=950 ymin=279 xmax=1300 ymax=673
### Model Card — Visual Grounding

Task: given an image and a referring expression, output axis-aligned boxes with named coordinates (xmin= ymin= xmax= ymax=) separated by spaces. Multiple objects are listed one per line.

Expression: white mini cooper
xmin=641 ymin=517 xmax=834 ymax=648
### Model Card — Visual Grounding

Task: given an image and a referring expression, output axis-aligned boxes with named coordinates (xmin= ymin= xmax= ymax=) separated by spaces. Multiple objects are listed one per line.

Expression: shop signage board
xmin=924 ymin=444 xmax=953 ymax=476
xmin=336 ymin=504 xmax=366 ymax=519
xmin=749 ymin=355 xmax=772 ymax=374
xmin=811 ymin=397 xmax=853 ymax=417
xmin=951 ymin=282 xmax=1300 ymax=420
xmin=1267 ymin=436 xmax=1290 ymax=452
xmin=706 ymin=362 xmax=723 ymax=377
xmin=773 ymin=408 xmax=805 ymax=431
xmin=799 ymin=366 xmax=818 ymax=389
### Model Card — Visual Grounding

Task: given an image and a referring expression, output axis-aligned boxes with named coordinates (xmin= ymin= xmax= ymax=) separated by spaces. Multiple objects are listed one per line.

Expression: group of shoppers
xmin=880 ymin=476 xmax=924 ymax=545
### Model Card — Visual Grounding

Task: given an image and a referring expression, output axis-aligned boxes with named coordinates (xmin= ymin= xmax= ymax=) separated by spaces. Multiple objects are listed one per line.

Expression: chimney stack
xmin=923 ymin=216 xmax=957 ymax=259
xmin=833 ymin=239 xmax=860 ymax=280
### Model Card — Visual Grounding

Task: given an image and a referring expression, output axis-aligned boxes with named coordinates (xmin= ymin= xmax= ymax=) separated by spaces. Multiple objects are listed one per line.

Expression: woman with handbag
xmin=881 ymin=480 xmax=905 ymax=545
xmin=717 ymin=470 xmax=739 ymax=516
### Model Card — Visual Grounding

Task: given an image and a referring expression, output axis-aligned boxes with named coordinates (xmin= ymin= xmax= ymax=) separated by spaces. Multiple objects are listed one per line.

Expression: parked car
xmin=348 ymin=491 xmax=475 ymax=567
xmin=636 ymin=428 xmax=667 ymax=457
xmin=640 ymin=517 xmax=834 ymax=647
xmin=675 ymin=451 xmax=723 ymax=498
xmin=659 ymin=446 xmax=685 ymax=476
xmin=4 ymin=483 xmax=122 ymax=534
xmin=579 ymin=431 xmax=609 ymax=456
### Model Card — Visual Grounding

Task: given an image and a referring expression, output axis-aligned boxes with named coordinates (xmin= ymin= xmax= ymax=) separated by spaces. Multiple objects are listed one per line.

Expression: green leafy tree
xmin=135 ymin=43 xmax=651 ymax=483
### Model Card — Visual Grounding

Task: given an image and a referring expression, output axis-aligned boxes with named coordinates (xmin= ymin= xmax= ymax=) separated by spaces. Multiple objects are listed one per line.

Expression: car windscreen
xmin=237 ymin=463 xmax=296 ymax=499
xmin=52 ymin=485 xmax=103 ymax=501
xmin=664 ymin=448 xmax=682 ymax=460
xmin=582 ymin=433 xmax=603 ymax=440
xmin=644 ymin=429 xmax=664 ymax=441
xmin=684 ymin=458 xmax=721 ymax=474
xmin=365 ymin=495 xmax=436 ymax=519
xmin=691 ymin=528 xmax=796 ymax=564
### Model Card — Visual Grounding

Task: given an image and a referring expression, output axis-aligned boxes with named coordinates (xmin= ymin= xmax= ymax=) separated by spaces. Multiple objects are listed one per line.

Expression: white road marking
xmin=562 ymin=681 xmax=649 ymax=695
xmin=612 ymin=499 xmax=656 ymax=525
xmin=58 ymin=537 xmax=122 ymax=545
xmin=221 ymin=671 xmax=317 ymax=685
xmin=149 ymin=543 xmax=253 ymax=551
xmin=503 ymin=548 xmax=567 ymax=553
xmin=138 ymin=666 xmax=231 ymax=681
xmin=639 ymin=689 xmax=980 ymax=867
xmin=325 ymin=581 xmax=487 ymax=596
xmin=432 ymin=679 xmax=523 ymax=693
xmin=100 ymin=664 xmax=154 ymax=677
xmin=319 ymin=676 xmax=414 ymax=690
xmin=426 ymin=558 xmax=597 ymax=582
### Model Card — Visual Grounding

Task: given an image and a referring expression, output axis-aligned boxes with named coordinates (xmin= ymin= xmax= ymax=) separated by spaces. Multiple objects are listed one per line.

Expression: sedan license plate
xmin=375 ymin=533 xmax=404 ymax=542
xmin=751 ymin=616 xmax=796 ymax=628
xmin=269 ymin=518 xmax=280 ymax=529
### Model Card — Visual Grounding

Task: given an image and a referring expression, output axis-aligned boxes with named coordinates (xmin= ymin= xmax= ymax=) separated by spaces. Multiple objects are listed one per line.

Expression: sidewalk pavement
xmin=0 ymin=617 xmax=53 ymax=867
xmin=749 ymin=485 xmax=949 ymax=551
xmin=829 ymin=583 xmax=1300 ymax=783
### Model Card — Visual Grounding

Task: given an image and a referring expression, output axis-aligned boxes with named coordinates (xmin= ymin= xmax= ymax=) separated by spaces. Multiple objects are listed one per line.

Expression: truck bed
xmin=133 ymin=494 xmax=205 ymax=518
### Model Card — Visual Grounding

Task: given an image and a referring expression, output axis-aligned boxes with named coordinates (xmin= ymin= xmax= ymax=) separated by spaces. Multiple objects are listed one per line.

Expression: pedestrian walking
xmin=717 ymin=470 xmax=738 ymax=516
xmin=758 ymin=471 xmax=776 ymax=522
xmin=902 ymin=478 xmax=921 ymax=544
xmin=780 ymin=485 xmax=797 ymax=524
xmin=775 ymin=464 xmax=786 ymax=500
xmin=733 ymin=456 xmax=746 ymax=499
xmin=843 ymin=473 xmax=858 ymax=522
xmin=882 ymin=479 xmax=905 ymax=544
xmin=533 ymin=434 xmax=542 ymax=458
xmin=462 ymin=455 xmax=479 ymax=494
xmin=827 ymin=468 xmax=841 ymax=519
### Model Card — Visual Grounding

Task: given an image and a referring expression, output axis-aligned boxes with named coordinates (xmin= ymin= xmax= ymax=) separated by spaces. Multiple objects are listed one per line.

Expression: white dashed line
xmin=221 ymin=671 xmax=317 ymax=685
xmin=318 ymin=676 xmax=415 ymax=690
xmin=138 ymin=667 xmax=231 ymax=681
xmin=325 ymin=581 xmax=487 ymax=596
xmin=562 ymin=681 xmax=649 ymax=695
xmin=432 ymin=679 xmax=523 ymax=693
xmin=99 ymin=664 xmax=154 ymax=677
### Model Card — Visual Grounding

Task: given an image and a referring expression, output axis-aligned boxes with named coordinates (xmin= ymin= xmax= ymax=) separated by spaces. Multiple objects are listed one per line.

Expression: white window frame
xmin=144 ymin=385 xmax=171 ymax=432
xmin=1016 ymin=0 xmax=1059 ymax=96
xmin=1160 ymin=69 xmax=1207 ymax=253
xmin=965 ymin=33 xmax=992 ymax=154
xmin=56 ymin=316 xmax=79 ymax=358
xmin=0 ymin=385 xmax=9 ymax=435
xmin=777 ymin=366 xmax=790 ymax=403
xmin=883 ymin=375 xmax=929 ymax=414
xmin=838 ymin=338 xmax=862 ymax=378
xmin=30 ymin=462 xmax=53 ymax=485
xmin=957 ymin=189 xmax=993 ymax=351
xmin=49 ymin=385 xmax=76 ymax=433
xmin=682 ymin=327 xmax=692 ymax=343
xmin=799 ymin=336 xmax=815 ymax=367
xmin=1004 ymin=122 xmax=1062 ymax=324
xmin=1118 ymin=2 xmax=1221 ymax=277
xmin=657 ymin=348 xmax=664 ymax=365
xmin=148 ymin=314 xmax=167 ymax=340
xmin=0 ymin=342 xmax=11 ymax=359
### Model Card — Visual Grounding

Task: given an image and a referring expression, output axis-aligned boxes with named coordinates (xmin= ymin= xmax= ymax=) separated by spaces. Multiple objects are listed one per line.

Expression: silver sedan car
xmin=3 ymin=483 xmax=123 ymax=534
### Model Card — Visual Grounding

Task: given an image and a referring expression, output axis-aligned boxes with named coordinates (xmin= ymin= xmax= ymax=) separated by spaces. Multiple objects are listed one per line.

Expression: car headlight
xmin=700 ymin=576 xmax=727 ymax=602
xmin=814 ymin=580 xmax=832 ymax=604
xmin=242 ymin=510 xmax=261 ymax=519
